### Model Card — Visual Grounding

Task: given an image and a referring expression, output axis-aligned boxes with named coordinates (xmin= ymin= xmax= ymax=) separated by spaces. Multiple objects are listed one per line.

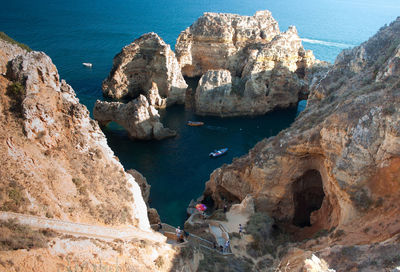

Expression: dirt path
xmin=0 ymin=211 xmax=166 ymax=243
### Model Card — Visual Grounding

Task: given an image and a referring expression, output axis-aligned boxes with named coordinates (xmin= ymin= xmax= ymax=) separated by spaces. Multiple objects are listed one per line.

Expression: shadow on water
xmin=103 ymin=105 xmax=298 ymax=227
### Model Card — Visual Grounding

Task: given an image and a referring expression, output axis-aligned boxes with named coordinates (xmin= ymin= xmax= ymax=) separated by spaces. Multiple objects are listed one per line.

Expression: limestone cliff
xmin=2 ymin=48 xmax=150 ymax=229
xmin=102 ymin=32 xmax=187 ymax=105
xmin=0 ymin=34 xmax=29 ymax=75
xmin=93 ymin=95 xmax=176 ymax=140
xmin=0 ymin=35 xmax=193 ymax=272
xmin=200 ymin=18 xmax=400 ymax=271
xmin=175 ymin=10 xmax=280 ymax=77
xmin=176 ymin=11 xmax=327 ymax=117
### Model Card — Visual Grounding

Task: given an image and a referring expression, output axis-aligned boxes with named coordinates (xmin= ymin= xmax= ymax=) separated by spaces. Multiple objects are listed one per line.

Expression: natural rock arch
xmin=292 ymin=169 xmax=325 ymax=227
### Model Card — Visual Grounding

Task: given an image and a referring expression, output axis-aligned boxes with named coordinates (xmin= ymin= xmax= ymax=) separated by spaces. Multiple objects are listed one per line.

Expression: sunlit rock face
xmin=176 ymin=10 xmax=281 ymax=77
xmin=103 ymin=32 xmax=187 ymax=105
xmin=176 ymin=11 xmax=328 ymax=117
xmin=93 ymin=95 xmax=176 ymax=140
xmin=201 ymin=17 xmax=400 ymax=270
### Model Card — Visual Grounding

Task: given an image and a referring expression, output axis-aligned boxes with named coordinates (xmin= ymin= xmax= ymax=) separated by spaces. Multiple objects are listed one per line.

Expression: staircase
xmin=151 ymin=223 xmax=233 ymax=255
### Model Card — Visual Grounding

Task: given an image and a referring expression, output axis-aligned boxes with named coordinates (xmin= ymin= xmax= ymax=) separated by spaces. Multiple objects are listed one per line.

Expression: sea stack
xmin=102 ymin=32 xmax=188 ymax=106
xmin=93 ymin=95 xmax=177 ymax=140
xmin=176 ymin=11 xmax=329 ymax=117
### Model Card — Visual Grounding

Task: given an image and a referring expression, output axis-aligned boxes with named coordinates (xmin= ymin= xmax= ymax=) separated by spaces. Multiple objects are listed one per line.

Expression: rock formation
xmin=93 ymin=95 xmax=176 ymax=140
xmin=147 ymin=81 xmax=167 ymax=108
xmin=176 ymin=11 xmax=327 ymax=116
xmin=198 ymin=18 xmax=400 ymax=270
xmin=102 ymin=32 xmax=187 ymax=105
xmin=0 ymin=35 xmax=200 ymax=272
xmin=127 ymin=169 xmax=161 ymax=224
xmin=1 ymin=42 xmax=151 ymax=230
xmin=175 ymin=10 xmax=280 ymax=77
xmin=0 ymin=35 xmax=28 ymax=75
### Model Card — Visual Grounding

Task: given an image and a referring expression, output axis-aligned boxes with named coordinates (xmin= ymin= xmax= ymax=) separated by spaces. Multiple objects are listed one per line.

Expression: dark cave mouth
xmin=292 ymin=169 xmax=325 ymax=227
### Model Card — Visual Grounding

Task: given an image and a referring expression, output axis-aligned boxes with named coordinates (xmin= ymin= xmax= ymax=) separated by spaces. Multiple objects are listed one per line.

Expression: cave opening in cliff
xmin=292 ymin=169 xmax=325 ymax=227
xmin=216 ymin=185 xmax=241 ymax=207
xmin=184 ymin=76 xmax=201 ymax=90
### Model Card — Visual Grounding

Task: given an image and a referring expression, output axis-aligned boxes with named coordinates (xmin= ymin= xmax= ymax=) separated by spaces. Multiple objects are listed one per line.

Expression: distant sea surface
xmin=1 ymin=0 xmax=398 ymax=226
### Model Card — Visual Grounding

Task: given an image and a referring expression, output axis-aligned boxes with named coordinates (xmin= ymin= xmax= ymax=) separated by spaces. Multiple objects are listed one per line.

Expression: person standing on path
xmin=224 ymin=240 xmax=230 ymax=253
xmin=176 ymin=226 xmax=182 ymax=242
xmin=239 ymin=224 xmax=243 ymax=237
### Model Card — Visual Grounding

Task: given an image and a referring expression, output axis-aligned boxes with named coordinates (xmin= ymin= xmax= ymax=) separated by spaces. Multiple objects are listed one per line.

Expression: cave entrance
xmin=292 ymin=169 xmax=325 ymax=227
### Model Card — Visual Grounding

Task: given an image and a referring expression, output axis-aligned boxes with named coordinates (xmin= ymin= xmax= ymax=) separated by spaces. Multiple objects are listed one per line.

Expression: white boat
xmin=82 ymin=62 xmax=92 ymax=68
xmin=209 ymin=148 xmax=228 ymax=158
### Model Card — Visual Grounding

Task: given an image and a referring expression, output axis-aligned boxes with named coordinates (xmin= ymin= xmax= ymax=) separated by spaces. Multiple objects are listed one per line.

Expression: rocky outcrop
xmin=175 ymin=10 xmax=280 ymax=77
xmin=1 ymin=44 xmax=152 ymax=230
xmin=93 ymin=96 xmax=176 ymax=140
xmin=0 ymin=34 xmax=201 ymax=272
xmin=102 ymin=32 xmax=187 ymax=105
xmin=194 ymin=69 xmax=237 ymax=116
xmin=147 ymin=81 xmax=167 ymax=108
xmin=0 ymin=37 xmax=28 ymax=75
xmin=199 ymin=18 xmax=400 ymax=271
xmin=127 ymin=169 xmax=161 ymax=224
xmin=127 ymin=169 xmax=151 ymax=204
xmin=177 ymin=11 xmax=327 ymax=116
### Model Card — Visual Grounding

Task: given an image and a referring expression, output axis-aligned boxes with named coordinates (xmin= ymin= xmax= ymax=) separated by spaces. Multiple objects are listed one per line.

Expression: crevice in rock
xmin=183 ymin=76 xmax=201 ymax=91
xmin=292 ymin=169 xmax=325 ymax=227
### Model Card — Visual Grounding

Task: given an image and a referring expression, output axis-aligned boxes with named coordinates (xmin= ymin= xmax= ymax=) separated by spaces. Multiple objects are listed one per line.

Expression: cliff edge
xmin=0 ymin=34 xmax=189 ymax=271
xmin=199 ymin=18 xmax=400 ymax=271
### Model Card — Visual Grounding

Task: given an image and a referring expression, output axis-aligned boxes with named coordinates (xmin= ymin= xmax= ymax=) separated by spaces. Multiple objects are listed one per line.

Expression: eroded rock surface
xmin=1 ymin=44 xmax=151 ymax=230
xmin=93 ymin=95 xmax=176 ymax=140
xmin=0 ymin=34 xmax=203 ymax=272
xmin=0 ymin=38 xmax=28 ymax=75
xmin=102 ymin=32 xmax=187 ymax=105
xmin=176 ymin=10 xmax=280 ymax=77
xmin=177 ymin=11 xmax=328 ymax=116
xmin=200 ymin=17 xmax=400 ymax=271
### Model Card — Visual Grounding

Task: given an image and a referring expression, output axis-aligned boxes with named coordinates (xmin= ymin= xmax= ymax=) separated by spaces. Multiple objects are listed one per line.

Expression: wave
xmin=301 ymin=38 xmax=355 ymax=49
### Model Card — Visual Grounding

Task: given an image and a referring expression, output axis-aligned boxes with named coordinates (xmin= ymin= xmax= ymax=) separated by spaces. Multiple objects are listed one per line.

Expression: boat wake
xmin=301 ymin=38 xmax=354 ymax=49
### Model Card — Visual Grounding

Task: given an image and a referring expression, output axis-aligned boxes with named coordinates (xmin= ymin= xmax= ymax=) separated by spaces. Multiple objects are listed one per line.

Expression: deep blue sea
xmin=1 ymin=0 xmax=399 ymax=226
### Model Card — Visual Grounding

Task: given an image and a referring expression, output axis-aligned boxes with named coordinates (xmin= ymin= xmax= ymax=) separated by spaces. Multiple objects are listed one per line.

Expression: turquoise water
xmin=1 ymin=0 xmax=398 ymax=226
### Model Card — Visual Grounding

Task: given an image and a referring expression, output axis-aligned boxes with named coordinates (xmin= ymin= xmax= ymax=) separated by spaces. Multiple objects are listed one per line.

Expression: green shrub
xmin=0 ymin=219 xmax=55 ymax=250
xmin=246 ymin=213 xmax=278 ymax=257
xmin=6 ymin=82 xmax=26 ymax=115
xmin=374 ymin=38 xmax=400 ymax=71
xmin=1 ymin=182 xmax=27 ymax=211
xmin=8 ymin=188 xmax=24 ymax=206
xmin=246 ymin=212 xmax=274 ymax=240
xmin=7 ymin=82 xmax=25 ymax=99
xmin=0 ymin=32 xmax=32 ymax=51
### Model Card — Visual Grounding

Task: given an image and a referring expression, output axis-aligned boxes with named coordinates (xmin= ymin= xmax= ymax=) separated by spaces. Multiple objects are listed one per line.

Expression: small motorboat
xmin=187 ymin=121 xmax=204 ymax=126
xmin=82 ymin=62 xmax=92 ymax=68
xmin=209 ymin=148 xmax=228 ymax=158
